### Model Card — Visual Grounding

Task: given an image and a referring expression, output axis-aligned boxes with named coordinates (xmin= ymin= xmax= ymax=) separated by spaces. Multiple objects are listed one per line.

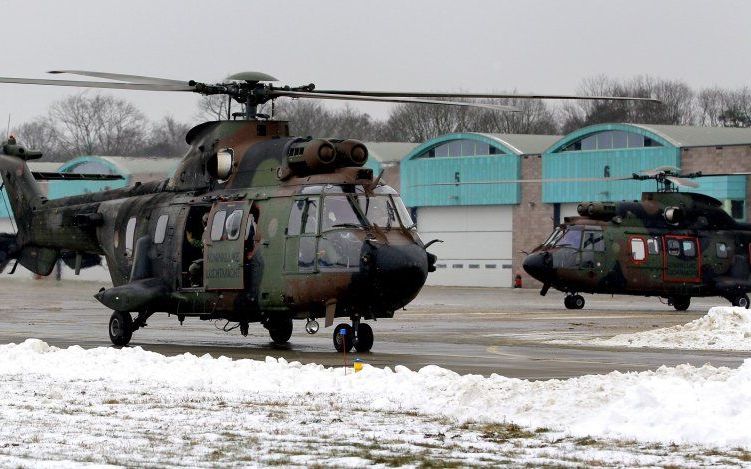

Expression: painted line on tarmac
xmin=485 ymin=345 xmax=652 ymax=368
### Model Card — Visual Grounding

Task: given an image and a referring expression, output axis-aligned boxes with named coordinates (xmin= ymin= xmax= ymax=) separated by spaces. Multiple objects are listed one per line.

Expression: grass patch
xmin=480 ymin=423 xmax=534 ymax=443
xmin=573 ymin=436 xmax=598 ymax=446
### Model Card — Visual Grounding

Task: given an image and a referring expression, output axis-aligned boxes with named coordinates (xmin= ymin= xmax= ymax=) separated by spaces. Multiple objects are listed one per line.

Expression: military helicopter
xmin=522 ymin=166 xmax=751 ymax=311
xmin=0 ymin=70 xmax=657 ymax=350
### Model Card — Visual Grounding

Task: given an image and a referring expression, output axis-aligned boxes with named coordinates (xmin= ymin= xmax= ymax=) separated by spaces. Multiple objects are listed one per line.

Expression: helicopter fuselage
xmin=523 ymin=191 xmax=751 ymax=309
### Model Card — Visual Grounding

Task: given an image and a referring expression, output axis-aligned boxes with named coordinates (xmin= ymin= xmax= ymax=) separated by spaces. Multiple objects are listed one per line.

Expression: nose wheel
xmin=108 ymin=311 xmax=133 ymax=346
xmin=333 ymin=318 xmax=374 ymax=353
xmin=564 ymin=294 xmax=585 ymax=310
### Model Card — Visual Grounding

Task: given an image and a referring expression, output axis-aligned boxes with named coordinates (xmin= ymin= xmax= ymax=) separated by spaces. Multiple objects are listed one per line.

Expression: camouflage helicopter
xmin=522 ymin=167 xmax=751 ymax=311
xmin=0 ymin=70 xmax=656 ymax=350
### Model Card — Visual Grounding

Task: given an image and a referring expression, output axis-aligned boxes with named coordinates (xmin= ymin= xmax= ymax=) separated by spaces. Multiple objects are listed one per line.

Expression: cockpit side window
xmin=582 ymin=230 xmax=605 ymax=252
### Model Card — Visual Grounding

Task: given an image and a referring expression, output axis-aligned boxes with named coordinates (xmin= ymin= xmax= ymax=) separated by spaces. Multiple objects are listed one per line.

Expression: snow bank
xmin=593 ymin=306 xmax=751 ymax=350
xmin=2 ymin=339 xmax=751 ymax=448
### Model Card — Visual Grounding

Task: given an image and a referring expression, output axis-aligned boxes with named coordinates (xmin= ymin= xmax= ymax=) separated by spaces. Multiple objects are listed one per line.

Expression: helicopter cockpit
xmin=287 ymin=184 xmax=416 ymax=273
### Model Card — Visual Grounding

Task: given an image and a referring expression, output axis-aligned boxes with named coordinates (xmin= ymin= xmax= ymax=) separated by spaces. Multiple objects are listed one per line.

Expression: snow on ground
xmin=590 ymin=306 xmax=751 ymax=351
xmin=2 ymin=340 xmax=751 ymax=467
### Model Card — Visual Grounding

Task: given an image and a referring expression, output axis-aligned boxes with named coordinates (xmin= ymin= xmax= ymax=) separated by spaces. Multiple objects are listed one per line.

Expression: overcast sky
xmin=0 ymin=0 xmax=749 ymax=129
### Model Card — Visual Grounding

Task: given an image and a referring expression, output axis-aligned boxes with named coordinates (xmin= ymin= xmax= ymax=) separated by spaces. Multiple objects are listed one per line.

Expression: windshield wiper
xmin=331 ymin=223 xmax=362 ymax=229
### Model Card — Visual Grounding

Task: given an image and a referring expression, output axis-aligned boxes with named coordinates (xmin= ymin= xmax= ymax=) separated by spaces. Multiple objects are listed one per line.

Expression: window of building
xmin=154 ymin=214 xmax=169 ymax=244
xmin=717 ymin=242 xmax=728 ymax=259
xmin=630 ymin=238 xmax=646 ymax=261
xmin=559 ymin=130 xmax=663 ymax=152
xmin=416 ymin=139 xmax=506 ymax=158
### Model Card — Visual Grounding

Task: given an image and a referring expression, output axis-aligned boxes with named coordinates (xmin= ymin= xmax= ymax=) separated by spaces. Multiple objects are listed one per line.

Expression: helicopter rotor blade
xmin=638 ymin=165 xmax=682 ymax=176
xmin=665 ymin=176 xmax=700 ymax=188
xmin=0 ymin=76 xmax=194 ymax=91
xmin=411 ymin=176 xmax=635 ymax=187
xmin=48 ymin=70 xmax=189 ymax=86
xmin=313 ymin=90 xmax=661 ymax=103
xmin=272 ymin=90 xmax=520 ymax=112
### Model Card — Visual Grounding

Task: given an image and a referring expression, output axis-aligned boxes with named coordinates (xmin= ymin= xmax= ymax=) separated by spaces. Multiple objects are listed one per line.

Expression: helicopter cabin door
xmin=662 ymin=235 xmax=701 ymax=283
xmin=204 ymin=200 xmax=250 ymax=290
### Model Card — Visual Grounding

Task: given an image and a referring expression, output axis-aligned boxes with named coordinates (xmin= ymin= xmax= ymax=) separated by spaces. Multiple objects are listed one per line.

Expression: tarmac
xmin=0 ymin=277 xmax=748 ymax=378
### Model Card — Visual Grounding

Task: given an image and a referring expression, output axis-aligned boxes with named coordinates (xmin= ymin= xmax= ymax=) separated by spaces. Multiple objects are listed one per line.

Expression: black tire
xmin=333 ymin=323 xmax=353 ymax=353
xmin=572 ymin=294 xmax=585 ymax=310
xmin=268 ymin=317 xmax=293 ymax=344
xmin=732 ymin=294 xmax=750 ymax=309
xmin=671 ymin=296 xmax=691 ymax=311
xmin=564 ymin=296 xmax=575 ymax=309
xmin=109 ymin=311 xmax=133 ymax=346
xmin=354 ymin=323 xmax=374 ymax=353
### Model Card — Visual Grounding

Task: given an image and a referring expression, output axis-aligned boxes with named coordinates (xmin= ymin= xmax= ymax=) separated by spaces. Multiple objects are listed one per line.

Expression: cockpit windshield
xmin=319 ymin=185 xmax=413 ymax=231
xmin=543 ymin=227 xmax=582 ymax=249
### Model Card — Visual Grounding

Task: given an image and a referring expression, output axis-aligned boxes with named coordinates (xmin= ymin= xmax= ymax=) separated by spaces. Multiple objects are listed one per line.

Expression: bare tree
xmin=141 ymin=116 xmax=192 ymax=156
xmin=12 ymin=118 xmax=61 ymax=157
xmin=195 ymin=95 xmax=236 ymax=121
xmin=49 ymin=93 xmax=148 ymax=158
xmin=274 ymin=100 xmax=382 ymax=140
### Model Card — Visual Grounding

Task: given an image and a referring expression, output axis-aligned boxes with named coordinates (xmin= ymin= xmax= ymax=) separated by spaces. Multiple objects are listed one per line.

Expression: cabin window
xmin=667 ymin=239 xmax=681 ymax=256
xmin=647 ymin=238 xmax=660 ymax=255
xmin=582 ymin=231 xmax=605 ymax=251
xmin=211 ymin=211 xmax=227 ymax=241
xmin=154 ymin=214 xmax=169 ymax=244
xmin=225 ymin=210 xmax=244 ymax=241
xmin=682 ymin=240 xmax=697 ymax=257
xmin=716 ymin=242 xmax=728 ymax=259
xmin=630 ymin=238 xmax=646 ymax=261
xmin=125 ymin=217 xmax=137 ymax=257
xmin=288 ymin=198 xmax=319 ymax=235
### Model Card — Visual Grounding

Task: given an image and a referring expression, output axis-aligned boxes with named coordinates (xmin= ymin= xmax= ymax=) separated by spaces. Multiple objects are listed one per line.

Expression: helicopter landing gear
xmin=669 ymin=296 xmax=691 ymax=311
xmin=108 ymin=311 xmax=133 ymax=346
xmin=354 ymin=323 xmax=374 ymax=353
xmin=333 ymin=323 xmax=354 ymax=353
xmin=564 ymin=294 xmax=585 ymax=310
xmin=266 ymin=317 xmax=293 ymax=344
xmin=731 ymin=294 xmax=750 ymax=309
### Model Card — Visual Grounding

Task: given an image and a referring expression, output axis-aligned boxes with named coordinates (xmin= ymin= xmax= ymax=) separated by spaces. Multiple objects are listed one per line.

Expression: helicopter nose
xmin=523 ymin=251 xmax=554 ymax=282
xmin=355 ymin=240 xmax=429 ymax=311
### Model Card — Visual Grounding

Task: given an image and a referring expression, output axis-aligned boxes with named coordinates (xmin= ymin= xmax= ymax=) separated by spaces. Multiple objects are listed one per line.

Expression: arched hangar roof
xmin=58 ymin=156 xmax=180 ymax=179
xmin=546 ymin=123 xmax=751 ymax=154
xmin=405 ymin=132 xmax=562 ymax=160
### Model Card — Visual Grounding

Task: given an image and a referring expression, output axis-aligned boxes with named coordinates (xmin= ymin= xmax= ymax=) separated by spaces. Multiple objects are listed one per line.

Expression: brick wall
xmin=512 ymin=154 xmax=555 ymax=288
xmin=680 ymin=144 xmax=751 ymax=220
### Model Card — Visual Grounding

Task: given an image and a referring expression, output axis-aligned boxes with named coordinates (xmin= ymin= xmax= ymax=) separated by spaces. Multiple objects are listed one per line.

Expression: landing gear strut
xmin=564 ymin=294 xmax=585 ymax=310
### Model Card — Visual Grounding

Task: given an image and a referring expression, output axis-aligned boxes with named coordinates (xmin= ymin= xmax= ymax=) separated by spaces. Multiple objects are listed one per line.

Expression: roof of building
xmin=362 ymin=142 xmax=418 ymax=164
xmin=58 ymin=156 xmax=180 ymax=177
xmin=479 ymin=133 xmax=562 ymax=155
xmin=629 ymin=124 xmax=751 ymax=148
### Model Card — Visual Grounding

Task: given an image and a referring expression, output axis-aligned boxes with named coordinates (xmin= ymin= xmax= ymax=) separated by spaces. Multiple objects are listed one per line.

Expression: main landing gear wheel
xmin=564 ymin=294 xmax=585 ymax=310
xmin=732 ymin=294 xmax=750 ymax=309
xmin=670 ymin=296 xmax=691 ymax=311
xmin=268 ymin=317 xmax=293 ymax=344
xmin=354 ymin=323 xmax=374 ymax=353
xmin=333 ymin=323 xmax=353 ymax=353
xmin=109 ymin=311 xmax=133 ymax=346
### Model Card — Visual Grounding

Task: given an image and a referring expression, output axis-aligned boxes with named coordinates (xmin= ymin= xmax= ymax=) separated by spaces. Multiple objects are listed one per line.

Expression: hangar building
xmin=400 ymin=132 xmax=561 ymax=287
xmin=401 ymin=124 xmax=751 ymax=288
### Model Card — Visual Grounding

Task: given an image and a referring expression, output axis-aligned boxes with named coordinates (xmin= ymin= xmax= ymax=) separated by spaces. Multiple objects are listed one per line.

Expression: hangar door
xmin=417 ymin=205 xmax=512 ymax=287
